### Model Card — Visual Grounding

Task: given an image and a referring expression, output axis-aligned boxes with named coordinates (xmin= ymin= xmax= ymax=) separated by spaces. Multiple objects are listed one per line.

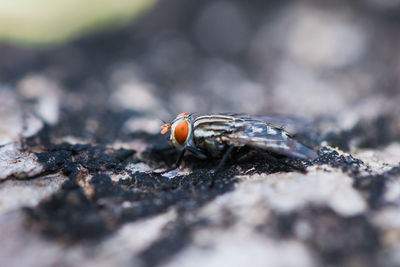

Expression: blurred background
xmin=1 ymin=0 xmax=400 ymax=145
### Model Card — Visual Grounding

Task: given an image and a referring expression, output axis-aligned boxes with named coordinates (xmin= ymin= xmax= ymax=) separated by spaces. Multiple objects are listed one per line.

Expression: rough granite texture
xmin=1 ymin=1 xmax=400 ymax=267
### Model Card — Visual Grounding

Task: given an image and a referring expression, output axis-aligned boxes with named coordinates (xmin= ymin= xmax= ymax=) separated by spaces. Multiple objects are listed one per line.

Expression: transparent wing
xmin=223 ymin=121 xmax=318 ymax=160
xmin=245 ymin=115 xmax=314 ymax=136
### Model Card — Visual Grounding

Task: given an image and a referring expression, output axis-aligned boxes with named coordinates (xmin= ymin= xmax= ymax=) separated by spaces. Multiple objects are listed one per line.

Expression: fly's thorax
xmin=195 ymin=136 xmax=227 ymax=157
xmin=192 ymin=114 xmax=241 ymax=156
xmin=170 ymin=115 xmax=193 ymax=149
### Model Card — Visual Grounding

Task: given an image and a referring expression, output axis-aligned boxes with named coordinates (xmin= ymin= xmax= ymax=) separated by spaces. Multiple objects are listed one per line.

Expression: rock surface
xmin=1 ymin=1 xmax=400 ymax=267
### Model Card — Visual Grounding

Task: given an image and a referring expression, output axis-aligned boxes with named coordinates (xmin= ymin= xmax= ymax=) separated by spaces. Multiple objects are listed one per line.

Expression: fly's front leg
xmin=154 ymin=149 xmax=186 ymax=174
xmin=186 ymin=146 xmax=207 ymax=159
xmin=167 ymin=148 xmax=186 ymax=171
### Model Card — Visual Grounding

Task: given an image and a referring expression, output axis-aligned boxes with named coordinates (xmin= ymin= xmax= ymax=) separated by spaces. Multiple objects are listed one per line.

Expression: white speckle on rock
xmin=17 ymin=74 xmax=61 ymax=125
xmin=53 ymin=136 xmax=91 ymax=145
xmin=0 ymin=143 xmax=44 ymax=180
xmin=0 ymin=212 xmax=66 ymax=267
xmin=234 ymin=169 xmax=367 ymax=216
xmin=126 ymin=162 xmax=153 ymax=173
xmin=372 ymin=207 xmax=400 ymax=252
xmin=373 ymin=207 xmax=400 ymax=229
xmin=122 ymin=116 xmax=162 ymax=135
xmin=110 ymin=82 xmax=157 ymax=111
xmin=384 ymin=179 xmax=400 ymax=204
xmin=21 ymin=114 xmax=44 ymax=138
xmin=159 ymin=168 xmax=191 ymax=179
xmin=0 ymin=88 xmax=23 ymax=145
xmin=336 ymin=96 xmax=399 ymax=131
xmin=108 ymin=73 xmax=168 ymax=117
xmin=0 ymin=174 xmax=67 ymax=213
xmin=164 ymin=230 xmax=316 ymax=267
xmin=92 ymin=210 xmax=177 ymax=267
xmin=294 ymin=220 xmax=313 ymax=240
xmin=352 ymin=142 xmax=400 ymax=173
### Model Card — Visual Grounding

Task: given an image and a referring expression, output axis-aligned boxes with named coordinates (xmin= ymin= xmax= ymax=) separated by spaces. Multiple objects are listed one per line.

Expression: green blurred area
xmin=0 ymin=0 xmax=157 ymax=46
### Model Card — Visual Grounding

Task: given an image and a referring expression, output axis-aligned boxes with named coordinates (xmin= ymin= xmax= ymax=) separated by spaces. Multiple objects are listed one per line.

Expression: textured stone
xmin=0 ymin=143 xmax=44 ymax=181
xmin=1 ymin=1 xmax=400 ymax=267
xmin=0 ymin=89 xmax=23 ymax=145
xmin=234 ymin=168 xmax=367 ymax=216
xmin=0 ymin=174 xmax=66 ymax=213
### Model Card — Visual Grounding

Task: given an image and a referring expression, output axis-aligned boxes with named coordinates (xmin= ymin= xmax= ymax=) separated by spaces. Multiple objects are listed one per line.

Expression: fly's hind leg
xmin=209 ymin=145 xmax=235 ymax=188
xmin=215 ymin=145 xmax=235 ymax=172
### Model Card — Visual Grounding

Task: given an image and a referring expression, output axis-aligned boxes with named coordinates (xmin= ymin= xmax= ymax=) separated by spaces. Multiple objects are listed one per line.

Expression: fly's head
xmin=161 ymin=113 xmax=193 ymax=149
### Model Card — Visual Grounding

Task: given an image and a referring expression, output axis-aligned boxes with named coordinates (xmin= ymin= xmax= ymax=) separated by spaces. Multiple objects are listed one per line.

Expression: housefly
xmin=160 ymin=113 xmax=317 ymax=171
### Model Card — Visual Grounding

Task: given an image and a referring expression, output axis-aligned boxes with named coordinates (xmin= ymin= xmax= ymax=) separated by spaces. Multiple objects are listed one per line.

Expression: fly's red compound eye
xmin=174 ymin=120 xmax=189 ymax=144
xmin=176 ymin=112 xmax=189 ymax=119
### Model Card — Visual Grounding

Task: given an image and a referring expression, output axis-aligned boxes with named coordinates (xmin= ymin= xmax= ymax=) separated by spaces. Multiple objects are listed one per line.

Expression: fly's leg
xmin=166 ymin=148 xmax=186 ymax=172
xmin=215 ymin=145 xmax=235 ymax=172
xmin=154 ymin=149 xmax=186 ymax=174
xmin=209 ymin=145 xmax=235 ymax=188
xmin=186 ymin=146 xmax=207 ymax=159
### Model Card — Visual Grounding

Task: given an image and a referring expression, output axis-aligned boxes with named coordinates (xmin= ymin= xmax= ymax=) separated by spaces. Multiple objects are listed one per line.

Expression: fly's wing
xmin=246 ymin=115 xmax=314 ymax=136
xmin=222 ymin=121 xmax=318 ymax=160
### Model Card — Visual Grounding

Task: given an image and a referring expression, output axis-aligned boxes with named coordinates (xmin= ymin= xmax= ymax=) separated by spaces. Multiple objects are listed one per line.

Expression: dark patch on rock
xmin=326 ymin=115 xmax=400 ymax=151
xmin=141 ymin=143 xmax=180 ymax=169
xmin=261 ymin=207 xmax=380 ymax=266
xmin=354 ymin=165 xmax=400 ymax=209
xmin=138 ymin=214 xmax=208 ymax=267
xmin=25 ymin=168 xmax=237 ymax=241
xmin=138 ymin=225 xmax=190 ymax=267
xmin=90 ymin=174 xmax=126 ymax=200
xmin=315 ymin=146 xmax=364 ymax=175
xmin=34 ymin=142 xmax=136 ymax=177
xmin=117 ymin=169 xmax=239 ymax=224
xmin=314 ymin=147 xmax=400 ymax=210
xmin=35 ymin=150 xmax=73 ymax=173
xmin=24 ymin=184 xmax=110 ymax=241
xmin=314 ymin=146 xmax=397 ymax=209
